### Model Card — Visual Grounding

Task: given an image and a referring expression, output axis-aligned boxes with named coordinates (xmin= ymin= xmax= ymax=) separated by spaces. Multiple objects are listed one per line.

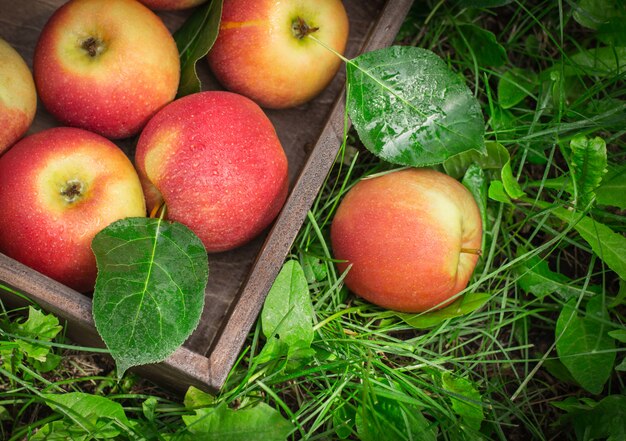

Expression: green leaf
xmin=516 ymin=248 xmax=600 ymax=299
xmin=17 ymin=307 xmax=62 ymax=341
xmin=356 ymin=395 xmax=437 ymax=441
xmin=456 ymin=24 xmax=508 ymax=67
xmin=616 ymin=358 xmax=626 ymax=371
xmin=444 ymin=141 xmax=510 ymax=179
xmin=501 ymin=156 xmax=525 ymax=199
xmin=31 ymin=421 xmax=90 ymax=441
xmin=568 ymin=135 xmax=608 ymax=209
xmin=92 ymin=217 xmax=208 ymax=376
xmin=554 ymin=395 xmax=626 ymax=441
xmin=498 ymin=68 xmax=537 ymax=109
xmin=596 ymin=165 xmax=626 ymax=209
xmin=258 ymin=260 xmax=314 ymax=363
xmin=488 ymin=180 xmax=512 ymax=204
xmin=608 ymin=329 xmax=626 ymax=343
xmin=182 ymin=402 xmax=293 ymax=440
xmin=174 ymin=0 xmax=223 ymax=97
xmin=553 ymin=209 xmax=626 ymax=279
xmin=12 ymin=306 xmax=62 ymax=363
xmin=184 ymin=386 xmax=215 ymax=409
xmin=573 ymin=0 xmax=626 ymax=29
xmin=333 ymin=405 xmax=356 ymax=439
xmin=568 ymin=46 xmax=626 ymax=76
xmin=346 ymin=46 xmax=485 ymax=167
xmin=462 ymin=164 xmax=488 ymax=244
xmin=441 ymin=372 xmax=484 ymax=431
xmin=41 ymin=392 xmax=130 ymax=439
xmin=396 ymin=292 xmax=490 ymax=329
xmin=555 ymin=297 xmax=616 ymax=394
xmin=598 ymin=18 xmax=626 ymax=45
xmin=301 ymin=254 xmax=327 ymax=283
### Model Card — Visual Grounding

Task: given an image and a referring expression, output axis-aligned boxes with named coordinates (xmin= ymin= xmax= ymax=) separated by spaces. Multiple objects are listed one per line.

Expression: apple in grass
xmin=33 ymin=0 xmax=180 ymax=139
xmin=0 ymin=38 xmax=37 ymax=155
xmin=138 ymin=0 xmax=208 ymax=10
xmin=331 ymin=168 xmax=483 ymax=313
xmin=135 ymin=91 xmax=288 ymax=252
xmin=0 ymin=127 xmax=146 ymax=292
xmin=207 ymin=0 xmax=349 ymax=109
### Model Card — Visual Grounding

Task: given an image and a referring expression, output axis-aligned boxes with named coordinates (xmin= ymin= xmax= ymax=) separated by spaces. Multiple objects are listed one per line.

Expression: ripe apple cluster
xmin=0 ymin=0 xmax=350 ymax=292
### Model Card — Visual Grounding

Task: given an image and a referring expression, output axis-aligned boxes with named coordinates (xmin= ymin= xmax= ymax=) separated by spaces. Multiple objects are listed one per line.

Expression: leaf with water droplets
xmin=346 ymin=46 xmax=485 ymax=167
xmin=92 ymin=217 xmax=208 ymax=376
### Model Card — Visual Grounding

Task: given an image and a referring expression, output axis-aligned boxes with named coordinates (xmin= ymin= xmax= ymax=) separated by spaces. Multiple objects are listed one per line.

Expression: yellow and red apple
xmin=331 ymin=168 xmax=483 ymax=313
xmin=33 ymin=0 xmax=180 ymax=139
xmin=0 ymin=38 xmax=37 ymax=155
xmin=207 ymin=0 xmax=349 ymax=109
xmin=138 ymin=0 xmax=208 ymax=10
xmin=135 ymin=91 xmax=289 ymax=252
xmin=0 ymin=127 xmax=146 ymax=292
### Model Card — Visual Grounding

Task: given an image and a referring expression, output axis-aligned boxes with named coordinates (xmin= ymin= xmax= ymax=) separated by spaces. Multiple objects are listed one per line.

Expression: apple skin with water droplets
xmin=0 ymin=39 xmax=37 ymax=155
xmin=135 ymin=91 xmax=289 ymax=252
xmin=207 ymin=0 xmax=349 ymax=109
xmin=0 ymin=127 xmax=146 ymax=292
xmin=331 ymin=168 xmax=483 ymax=313
xmin=33 ymin=0 xmax=180 ymax=139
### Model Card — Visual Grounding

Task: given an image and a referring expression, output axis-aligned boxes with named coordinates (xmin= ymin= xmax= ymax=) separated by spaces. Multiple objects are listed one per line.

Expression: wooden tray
xmin=0 ymin=0 xmax=413 ymax=393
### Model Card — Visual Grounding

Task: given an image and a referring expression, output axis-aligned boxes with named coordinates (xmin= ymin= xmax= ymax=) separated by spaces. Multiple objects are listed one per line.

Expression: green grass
xmin=1 ymin=0 xmax=625 ymax=439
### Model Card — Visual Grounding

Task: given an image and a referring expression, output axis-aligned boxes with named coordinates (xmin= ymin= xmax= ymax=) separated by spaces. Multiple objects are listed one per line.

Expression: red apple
xmin=135 ymin=91 xmax=289 ymax=252
xmin=0 ymin=38 xmax=37 ymax=155
xmin=0 ymin=127 xmax=146 ymax=292
xmin=331 ymin=168 xmax=483 ymax=313
xmin=207 ymin=0 xmax=349 ymax=109
xmin=138 ymin=0 xmax=207 ymax=10
xmin=33 ymin=0 xmax=180 ymax=139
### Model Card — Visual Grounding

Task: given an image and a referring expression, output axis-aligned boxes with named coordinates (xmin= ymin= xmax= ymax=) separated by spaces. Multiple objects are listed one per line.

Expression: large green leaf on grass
xmin=456 ymin=24 xmax=508 ymax=67
xmin=257 ymin=260 xmax=314 ymax=363
xmin=40 ymin=393 xmax=130 ymax=439
xmin=182 ymin=402 xmax=293 ymax=440
xmin=596 ymin=165 xmax=626 ymax=209
xmin=174 ymin=0 xmax=223 ymax=97
xmin=553 ymin=208 xmax=626 ymax=280
xmin=356 ymin=395 xmax=437 ymax=441
xmin=441 ymin=373 xmax=485 ymax=431
xmin=396 ymin=292 xmax=491 ymax=329
xmin=92 ymin=218 xmax=208 ymax=376
xmin=346 ymin=46 xmax=485 ymax=167
xmin=556 ymin=297 xmax=616 ymax=394
xmin=573 ymin=0 xmax=626 ymax=29
xmin=568 ymin=135 xmax=607 ymax=209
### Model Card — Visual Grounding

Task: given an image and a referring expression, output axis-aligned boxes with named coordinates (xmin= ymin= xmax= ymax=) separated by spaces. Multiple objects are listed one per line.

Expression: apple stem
xmin=60 ymin=180 xmax=84 ymax=203
xmin=292 ymin=17 xmax=319 ymax=40
xmin=149 ymin=201 xmax=167 ymax=219
xmin=81 ymin=37 xmax=103 ymax=58
xmin=460 ymin=247 xmax=482 ymax=256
